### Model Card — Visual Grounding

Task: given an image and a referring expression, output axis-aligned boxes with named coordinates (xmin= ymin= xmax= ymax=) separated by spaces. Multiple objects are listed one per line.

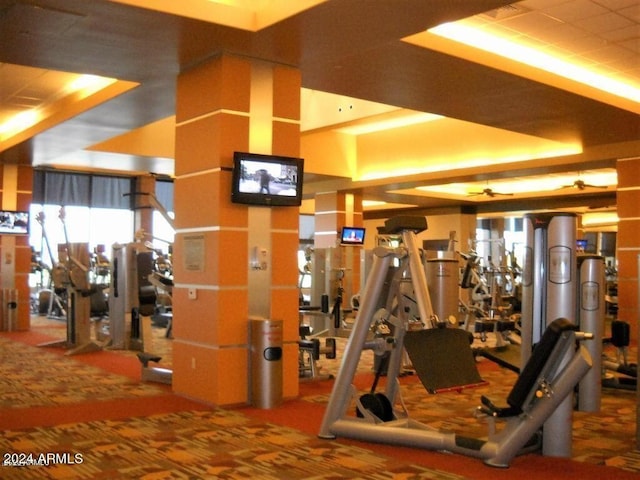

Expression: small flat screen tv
xmin=231 ymin=152 xmax=304 ymax=207
xmin=340 ymin=227 xmax=365 ymax=245
xmin=0 ymin=210 xmax=29 ymax=235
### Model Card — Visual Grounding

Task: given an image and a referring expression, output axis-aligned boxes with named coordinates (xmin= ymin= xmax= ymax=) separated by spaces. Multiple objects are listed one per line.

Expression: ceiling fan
xmin=559 ymin=179 xmax=608 ymax=190
xmin=467 ymin=187 xmax=513 ymax=198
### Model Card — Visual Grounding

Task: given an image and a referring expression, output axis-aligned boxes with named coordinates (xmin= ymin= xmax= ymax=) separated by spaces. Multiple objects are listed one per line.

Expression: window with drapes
xmin=30 ymin=171 xmax=137 ymax=274
xmin=33 ymin=170 xmax=135 ymax=210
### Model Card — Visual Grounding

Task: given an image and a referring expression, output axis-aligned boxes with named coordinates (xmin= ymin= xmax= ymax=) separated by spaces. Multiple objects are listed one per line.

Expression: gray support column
xmin=521 ymin=212 xmax=577 ymax=458
xmin=577 ymin=255 xmax=605 ymax=412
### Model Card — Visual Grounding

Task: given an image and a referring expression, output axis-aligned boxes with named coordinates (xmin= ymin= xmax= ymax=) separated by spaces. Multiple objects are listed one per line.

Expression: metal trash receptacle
xmin=250 ymin=318 xmax=283 ymax=409
xmin=0 ymin=289 xmax=18 ymax=332
xmin=426 ymin=258 xmax=460 ymax=326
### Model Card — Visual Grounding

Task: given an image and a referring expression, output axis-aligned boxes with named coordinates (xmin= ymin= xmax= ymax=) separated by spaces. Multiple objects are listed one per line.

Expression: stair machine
xmin=318 ymin=216 xmax=593 ymax=468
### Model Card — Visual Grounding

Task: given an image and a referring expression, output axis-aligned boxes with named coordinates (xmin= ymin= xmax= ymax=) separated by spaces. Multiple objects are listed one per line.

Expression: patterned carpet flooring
xmin=303 ymin=360 xmax=638 ymax=467
xmin=0 ymin=337 xmax=164 ymax=408
xmin=1 ymin=316 xmax=639 ymax=478
xmin=1 ymin=409 xmax=467 ymax=479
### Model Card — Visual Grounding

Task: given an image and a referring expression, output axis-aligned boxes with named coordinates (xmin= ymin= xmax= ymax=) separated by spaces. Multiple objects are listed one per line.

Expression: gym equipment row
xmin=298 ymin=244 xmax=359 ymax=380
xmin=298 ymin=324 xmax=337 ymax=380
xmin=36 ymin=208 xmax=103 ymax=356
xmin=602 ymin=319 xmax=637 ymax=390
xmin=318 ymin=215 xmax=593 ymax=468
xmin=32 ymin=202 xmax=174 ymax=365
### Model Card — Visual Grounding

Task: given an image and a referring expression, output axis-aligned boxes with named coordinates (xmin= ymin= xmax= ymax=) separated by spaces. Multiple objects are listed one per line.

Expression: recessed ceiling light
xmin=429 ymin=22 xmax=640 ymax=104
xmin=337 ymin=112 xmax=442 ymax=135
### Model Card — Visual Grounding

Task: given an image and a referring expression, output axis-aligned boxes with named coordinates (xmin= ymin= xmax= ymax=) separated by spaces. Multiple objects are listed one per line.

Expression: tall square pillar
xmin=0 ymin=164 xmax=33 ymax=331
xmin=616 ymin=157 xmax=640 ymax=335
xmin=172 ymin=54 xmax=301 ymax=405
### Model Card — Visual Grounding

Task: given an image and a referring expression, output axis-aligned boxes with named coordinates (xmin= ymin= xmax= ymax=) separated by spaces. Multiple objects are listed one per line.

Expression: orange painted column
xmin=314 ymin=191 xmax=363 ymax=304
xmin=616 ymin=157 xmax=640 ymax=339
xmin=0 ymin=165 xmax=33 ymax=331
xmin=172 ymin=54 xmax=301 ymax=406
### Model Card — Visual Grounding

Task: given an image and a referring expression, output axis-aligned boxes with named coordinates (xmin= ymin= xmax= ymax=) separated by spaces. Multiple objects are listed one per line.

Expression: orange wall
xmin=616 ymin=158 xmax=640 ymax=338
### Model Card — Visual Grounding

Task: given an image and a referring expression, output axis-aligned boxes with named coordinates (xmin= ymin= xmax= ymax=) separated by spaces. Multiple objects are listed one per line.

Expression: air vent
xmin=482 ymin=4 xmax=528 ymax=20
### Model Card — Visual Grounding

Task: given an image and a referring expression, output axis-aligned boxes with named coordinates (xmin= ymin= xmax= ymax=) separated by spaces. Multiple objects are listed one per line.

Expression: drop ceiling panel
xmin=0 ymin=0 xmax=638 ymax=216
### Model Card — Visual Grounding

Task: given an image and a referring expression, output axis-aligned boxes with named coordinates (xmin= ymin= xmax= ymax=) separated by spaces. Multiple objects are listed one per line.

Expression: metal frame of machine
xmin=318 ymin=216 xmax=593 ymax=468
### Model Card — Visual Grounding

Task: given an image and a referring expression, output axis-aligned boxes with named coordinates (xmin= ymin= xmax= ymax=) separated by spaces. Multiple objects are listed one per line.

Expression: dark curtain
xmin=155 ymin=179 xmax=174 ymax=212
xmin=33 ymin=170 xmax=135 ymax=210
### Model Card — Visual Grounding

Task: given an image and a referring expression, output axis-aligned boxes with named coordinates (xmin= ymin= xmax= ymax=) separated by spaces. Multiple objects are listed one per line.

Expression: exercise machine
xmin=298 ymin=324 xmax=337 ymax=380
xmin=107 ymin=237 xmax=156 ymax=351
xmin=318 ymin=215 xmax=593 ymax=468
xmin=34 ymin=212 xmax=68 ymax=319
xmin=125 ymin=190 xmax=175 ymax=383
xmin=304 ymin=247 xmax=358 ymax=338
xmin=602 ymin=319 xmax=636 ymax=390
xmin=38 ymin=208 xmax=103 ymax=355
xmin=137 ymin=352 xmax=172 ymax=385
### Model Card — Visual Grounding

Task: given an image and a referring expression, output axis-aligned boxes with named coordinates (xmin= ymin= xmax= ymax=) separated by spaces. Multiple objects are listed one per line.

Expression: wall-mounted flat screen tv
xmin=231 ymin=152 xmax=304 ymax=207
xmin=0 ymin=210 xmax=29 ymax=235
xmin=340 ymin=227 xmax=365 ymax=245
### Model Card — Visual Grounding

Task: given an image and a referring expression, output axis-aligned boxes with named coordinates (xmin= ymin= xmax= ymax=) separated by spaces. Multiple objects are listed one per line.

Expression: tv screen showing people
xmin=231 ymin=152 xmax=304 ymax=207
xmin=237 ymin=159 xmax=299 ymax=197
xmin=0 ymin=210 xmax=29 ymax=235
xmin=341 ymin=227 xmax=365 ymax=245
